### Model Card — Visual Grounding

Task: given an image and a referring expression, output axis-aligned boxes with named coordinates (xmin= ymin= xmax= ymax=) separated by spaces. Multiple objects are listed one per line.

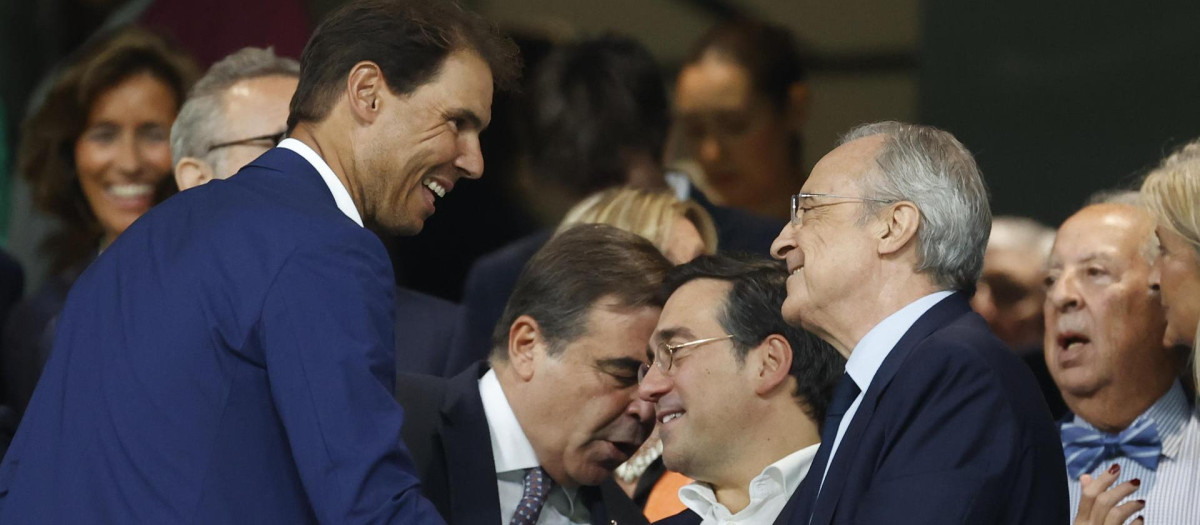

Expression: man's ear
xmin=174 ymin=157 xmax=214 ymax=191
xmin=754 ymin=334 xmax=795 ymax=396
xmin=877 ymin=201 xmax=921 ymax=257
xmin=507 ymin=315 xmax=544 ymax=382
xmin=345 ymin=60 xmax=385 ymax=124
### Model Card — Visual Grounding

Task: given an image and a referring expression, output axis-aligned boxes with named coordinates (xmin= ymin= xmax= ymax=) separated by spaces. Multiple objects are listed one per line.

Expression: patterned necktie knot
xmin=1062 ymin=417 xmax=1163 ymax=479
xmin=510 ymin=467 xmax=554 ymax=525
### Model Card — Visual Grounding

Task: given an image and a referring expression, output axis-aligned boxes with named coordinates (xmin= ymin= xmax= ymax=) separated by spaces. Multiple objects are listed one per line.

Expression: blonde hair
xmin=1141 ymin=138 xmax=1200 ymax=394
xmin=556 ymin=187 xmax=718 ymax=256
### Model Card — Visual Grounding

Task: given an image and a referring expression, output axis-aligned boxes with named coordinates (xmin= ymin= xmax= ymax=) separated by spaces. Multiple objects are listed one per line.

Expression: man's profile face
xmin=212 ymin=75 xmax=298 ymax=179
xmin=638 ymin=278 xmax=755 ymax=481
xmin=358 ymin=49 xmax=493 ymax=235
xmin=525 ymin=298 xmax=658 ymax=487
xmin=1044 ymin=204 xmax=1171 ymax=400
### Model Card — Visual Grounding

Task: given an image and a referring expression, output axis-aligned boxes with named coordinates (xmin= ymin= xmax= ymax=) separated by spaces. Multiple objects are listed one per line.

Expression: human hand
xmin=1074 ymin=463 xmax=1145 ymax=525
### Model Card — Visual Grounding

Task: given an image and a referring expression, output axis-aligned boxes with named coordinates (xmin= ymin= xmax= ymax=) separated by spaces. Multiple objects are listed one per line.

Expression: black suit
xmin=393 ymin=287 xmax=461 ymax=377
xmin=395 ymin=363 xmax=648 ymax=525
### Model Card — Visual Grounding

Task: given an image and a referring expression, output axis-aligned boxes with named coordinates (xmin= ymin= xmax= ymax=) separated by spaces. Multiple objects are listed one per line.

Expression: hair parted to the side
xmin=839 ymin=121 xmax=991 ymax=293
xmin=171 ymin=47 xmax=299 ymax=170
xmin=287 ymin=0 xmax=520 ymax=132
xmin=556 ymin=187 xmax=718 ymax=256
xmin=658 ymin=253 xmax=844 ymax=424
xmin=18 ymin=26 xmax=198 ymax=275
xmin=1140 ymin=137 xmax=1200 ymax=397
xmin=489 ymin=224 xmax=672 ymax=361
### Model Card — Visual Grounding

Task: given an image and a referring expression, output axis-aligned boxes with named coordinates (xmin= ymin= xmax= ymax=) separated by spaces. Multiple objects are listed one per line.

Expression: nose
xmin=1046 ymin=270 xmax=1081 ymax=313
xmin=115 ymin=133 xmax=139 ymax=174
xmin=626 ymin=394 xmax=656 ymax=426
xmin=636 ymin=363 xmax=672 ymax=407
xmin=455 ymin=133 xmax=484 ymax=179
xmin=698 ymin=134 xmax=722 ymax=164
xmin=770 ymin=223 xmax=796 ymax=260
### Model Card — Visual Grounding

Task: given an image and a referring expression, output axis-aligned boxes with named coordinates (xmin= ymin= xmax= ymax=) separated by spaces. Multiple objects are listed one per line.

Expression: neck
xmin=289 ymin=122 xmax=363 ymax=217
xmin=821 ymin=271 xmax=942 ymax=357
xmin=1067 ymin=376 xmax=1175 ymax=433
xmin=708 ymin=403 xmax=819 ymax=514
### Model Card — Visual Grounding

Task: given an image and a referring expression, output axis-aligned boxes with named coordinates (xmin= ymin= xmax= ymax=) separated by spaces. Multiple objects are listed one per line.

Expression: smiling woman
xmin=2 ymin=26 xmax=196 ymax=415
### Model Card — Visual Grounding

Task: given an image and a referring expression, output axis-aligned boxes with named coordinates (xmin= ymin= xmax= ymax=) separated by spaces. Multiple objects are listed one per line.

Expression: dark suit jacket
xmin=448 ymin=185 xmax=782 ymax=377
xmin=784 ymin=293 xmax=1068 ymax=525
xmin=395 ymin=287 xmax=461 ymax=377
xmin=0 ymin=148 xmax=441 ymax=523
xmin=396 ymin=362 xmax=648 ymax=525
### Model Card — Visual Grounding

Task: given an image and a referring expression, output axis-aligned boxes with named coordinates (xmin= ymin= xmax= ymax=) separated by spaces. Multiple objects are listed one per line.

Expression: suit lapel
xmin=440 ymin=363 xmax=504 ymax=523
xmin=808 ymin=293 xmax=971 ymax=524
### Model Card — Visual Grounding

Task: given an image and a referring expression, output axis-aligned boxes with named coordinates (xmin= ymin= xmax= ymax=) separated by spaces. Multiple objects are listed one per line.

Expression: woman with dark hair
xmin=1 ymin=26 xmax=197 ymax=416
xmin=672 ymin=19 xmax=809 ymax=220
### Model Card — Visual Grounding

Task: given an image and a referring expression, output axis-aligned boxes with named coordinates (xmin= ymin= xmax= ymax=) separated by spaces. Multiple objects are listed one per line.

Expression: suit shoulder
xmin=653 ymin=508 xmax=701 ymax=525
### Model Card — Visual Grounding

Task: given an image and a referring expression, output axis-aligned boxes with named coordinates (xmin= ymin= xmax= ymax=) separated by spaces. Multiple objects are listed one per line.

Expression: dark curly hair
xmin=17 ymin=26 xmax=198 ymax=274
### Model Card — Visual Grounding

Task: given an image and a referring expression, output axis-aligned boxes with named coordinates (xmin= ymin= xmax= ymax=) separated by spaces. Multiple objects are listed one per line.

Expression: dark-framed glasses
xmin=637 ymin=334 xmax=733 ymax=384
xmin=790 ymin=192 xmax=897 ymax=226
xmin=207 ymin=130 xmax=287 ymax=154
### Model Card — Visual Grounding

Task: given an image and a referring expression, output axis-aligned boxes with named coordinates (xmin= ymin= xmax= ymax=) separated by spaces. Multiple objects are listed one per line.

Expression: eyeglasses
xmin=207 ymin=130 xmax=287 ymax=154
xmin=637 ymin=334 xmax=733 ymax=384
xmin=790 ymin=192 xmax=897 ymax=226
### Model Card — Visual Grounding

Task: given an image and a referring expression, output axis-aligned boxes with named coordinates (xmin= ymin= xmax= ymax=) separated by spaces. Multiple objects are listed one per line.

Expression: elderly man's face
xmin=972 ymin=243 xmax=1049 ymax=349
xmin=211 ymin=75 xmax=297 ymax=179
xmin=770 ymin=135 xmax=886 ymax=338
xmin=1044 ymin=204 xmax=1173 ymax=400
xmin=356 ymin=49 xmax=492 ymax=235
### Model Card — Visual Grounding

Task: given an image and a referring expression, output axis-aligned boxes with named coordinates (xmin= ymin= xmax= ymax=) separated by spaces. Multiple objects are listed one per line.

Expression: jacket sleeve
xmin=259 ymin=234 xmax=444 ymax=525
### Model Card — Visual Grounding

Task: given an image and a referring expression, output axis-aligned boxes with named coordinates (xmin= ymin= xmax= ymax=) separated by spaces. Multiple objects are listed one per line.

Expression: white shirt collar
xmin=277 ymin=138 xmax=363 ymax=227
xmin=845 ymin=291 xmax=954 ymax=392
xmin=679 ymin=443 xmax=820 ymax=523
xmin=478 ymin=369 xmax=540 ymax=474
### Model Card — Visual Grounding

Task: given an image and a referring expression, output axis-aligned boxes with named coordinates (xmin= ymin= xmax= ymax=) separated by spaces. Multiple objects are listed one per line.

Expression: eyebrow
xmin=447 ymin=108 xmax=485 ymax=131
xmin=653 ymin=327 xmax=696 ymax=345
xmin=595 ymin=357 xmax=644 ymax=373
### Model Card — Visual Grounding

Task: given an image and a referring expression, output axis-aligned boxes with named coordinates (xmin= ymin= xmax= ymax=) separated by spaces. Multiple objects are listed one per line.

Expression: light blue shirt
xmin=816 ymin=290 xmax=954 ymax=493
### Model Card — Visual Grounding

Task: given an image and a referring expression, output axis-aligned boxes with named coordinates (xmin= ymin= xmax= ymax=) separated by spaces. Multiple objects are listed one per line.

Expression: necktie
xmin=510 ymin=467 xmax=554 ymax=525
xmin=791 ymin=373 xmax=862 ymax=523
xmin=1062 ymin=417 xmax=1162 ymax=479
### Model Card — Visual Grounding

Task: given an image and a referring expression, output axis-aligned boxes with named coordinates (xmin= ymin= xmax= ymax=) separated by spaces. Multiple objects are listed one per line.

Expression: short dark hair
xmin=18 ymin=26 xmax=198 ymax=274
xmin=522 ymin=35 xmax=669 ymax=198
xmin=685 ymin=18 xmax=807 ymax=112
xmin=287 ymin=0 xmax=520 ymax=131
xmin=490 ymin=224 xmax=672 ymax=360
xmin=660 ymin=253 xmax=844 ymax=423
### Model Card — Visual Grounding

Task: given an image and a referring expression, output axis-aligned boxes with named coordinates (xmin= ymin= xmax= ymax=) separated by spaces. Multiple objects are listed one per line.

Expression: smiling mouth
xmin=423 ymin=179 xmax=447 ymax=198
xmin=660 ymin=411 xmax=684 ymax=424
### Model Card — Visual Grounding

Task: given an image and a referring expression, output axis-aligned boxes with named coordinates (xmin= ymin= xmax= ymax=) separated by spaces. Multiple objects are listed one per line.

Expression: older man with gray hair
xmin=770 ymin=121 xmax=1067 ymax=524
xmin=171 ymin=47 xmax=299 ymax=190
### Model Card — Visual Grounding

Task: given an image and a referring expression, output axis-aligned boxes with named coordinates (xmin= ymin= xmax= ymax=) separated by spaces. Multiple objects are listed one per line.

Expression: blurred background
xmin=2 ymin=0 xmax=1199 ymax=300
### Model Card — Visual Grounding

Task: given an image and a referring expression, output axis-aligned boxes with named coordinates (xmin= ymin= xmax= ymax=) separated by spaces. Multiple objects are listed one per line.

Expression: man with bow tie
xmin=1044 ymin=198 xmax=1200 ymax=524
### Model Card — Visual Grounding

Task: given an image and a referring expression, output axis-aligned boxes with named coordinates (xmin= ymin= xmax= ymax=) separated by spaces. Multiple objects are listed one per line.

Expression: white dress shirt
xmin=278 ymin=139 xmax=363 ymax=227
xmin=479 ymin=370 xmax=588 ymax=524
xmin=816 ymin=291 xmax=954 ymax=493
xmin=679 ymin=444 xmax=819 ymax=525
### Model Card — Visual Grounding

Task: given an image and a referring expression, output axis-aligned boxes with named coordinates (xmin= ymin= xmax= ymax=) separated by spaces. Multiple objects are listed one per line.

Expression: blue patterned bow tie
xmin=1061 ymin=417 xmax=1162 ymax=479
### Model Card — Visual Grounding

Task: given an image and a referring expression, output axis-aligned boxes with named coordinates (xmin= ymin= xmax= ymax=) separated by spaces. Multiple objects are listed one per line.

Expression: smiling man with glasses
xmin=639 ymin=253 xmax=842 ymax=525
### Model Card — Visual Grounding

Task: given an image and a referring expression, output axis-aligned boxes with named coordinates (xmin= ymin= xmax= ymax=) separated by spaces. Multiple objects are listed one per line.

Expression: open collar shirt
xmin=679 ymin=444 xmax=820 ymax=525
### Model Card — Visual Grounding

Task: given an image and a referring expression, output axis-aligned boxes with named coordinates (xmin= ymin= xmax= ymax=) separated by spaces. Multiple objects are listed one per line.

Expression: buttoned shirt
xmin=817 ymin=291 xmax=954 ymax=493
xmin=278 ymin=139 xmax=363 ymax=227
xmin=679 ymin=444 xmax=819 ymax=525
xmin=479 ymin=370 xmax=588 ymax=524
xmin=1066 ymin=381 xmax=1200 ymax=525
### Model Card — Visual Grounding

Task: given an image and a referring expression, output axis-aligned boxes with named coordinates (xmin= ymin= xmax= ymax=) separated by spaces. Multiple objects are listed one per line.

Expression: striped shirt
xmin=1065 ymin=382 xmax=1200 ymax=524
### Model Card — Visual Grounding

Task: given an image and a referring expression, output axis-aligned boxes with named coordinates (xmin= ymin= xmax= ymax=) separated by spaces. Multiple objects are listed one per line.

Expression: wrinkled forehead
xmin=803 ymin=135 xmax=885 ymax=194
xmin=1051 ymin=206 xmax=1155 ymax=266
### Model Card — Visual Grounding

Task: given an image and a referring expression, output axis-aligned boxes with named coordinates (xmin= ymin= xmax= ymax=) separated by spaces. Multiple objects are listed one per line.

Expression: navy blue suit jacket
xmin=0 ymin=148 xmax=442 ymax=524
xmin=784 ymin=293 xmax=1067 ymax=524
xmin=395 ymin=362 xmax=647 ymax=525
xmin=447 ymin=186 xmax=782 ymax=377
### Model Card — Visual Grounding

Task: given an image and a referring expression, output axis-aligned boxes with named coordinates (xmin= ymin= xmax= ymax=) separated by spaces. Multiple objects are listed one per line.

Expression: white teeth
xmin=108 ymin=183 xmax=153 ymax=198
xmin=423 ymin=180 xmax=446 ymax=198
xmin=662 ymin=413 xmax=683 ymax=424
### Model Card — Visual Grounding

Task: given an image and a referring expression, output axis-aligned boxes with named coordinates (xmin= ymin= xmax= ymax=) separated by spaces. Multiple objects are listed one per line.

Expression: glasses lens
xmin=637 ymin=362 xmax=650 ymax=384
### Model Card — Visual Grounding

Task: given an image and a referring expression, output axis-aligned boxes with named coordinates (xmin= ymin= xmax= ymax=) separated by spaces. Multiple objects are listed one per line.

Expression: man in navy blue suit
xmin=769 ymin=121 xmax=1067 ymax=524
xmin=0 ymin=1 xmax=518 ymax=523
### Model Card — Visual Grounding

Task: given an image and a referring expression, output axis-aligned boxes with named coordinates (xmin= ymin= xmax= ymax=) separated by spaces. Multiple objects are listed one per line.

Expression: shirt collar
xmin=1071 ymin=380 xmax=1194 ymax=460
xmin=277 ymin=138 xmax=363 ymax=227
xmin=478 ymin=369 xmax=540 ymax=473
xmin=679 ymin=443 xmax=820 ymax=518
xmin=845 ymin=291 xmax=954 ymax=392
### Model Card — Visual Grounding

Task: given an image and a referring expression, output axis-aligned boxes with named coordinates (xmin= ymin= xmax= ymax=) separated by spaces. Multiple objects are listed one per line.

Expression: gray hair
xmin=170 ymin=47 xmax=299 ymax=171
xmin=839 ymin=121 xmax=991 ymax=291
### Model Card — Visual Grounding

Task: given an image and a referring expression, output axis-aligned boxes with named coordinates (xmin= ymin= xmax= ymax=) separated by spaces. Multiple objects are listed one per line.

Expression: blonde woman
xmin=1142 ymin=140 xmax=1200 ymax=394
xmin=558 ymin=187 xmax=718 ymax=265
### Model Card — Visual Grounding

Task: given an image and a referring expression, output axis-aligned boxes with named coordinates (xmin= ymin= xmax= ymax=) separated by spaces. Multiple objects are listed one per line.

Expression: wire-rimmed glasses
xmin=790 ymin=192 xmax=897 ymax=226
xmin=637 ymin=334 xmax=733 ymax=384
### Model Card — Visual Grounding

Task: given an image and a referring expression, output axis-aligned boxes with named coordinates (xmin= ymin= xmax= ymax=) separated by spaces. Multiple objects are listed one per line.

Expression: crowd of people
xmin=0 ymin=0 xmax=1197 ymax=524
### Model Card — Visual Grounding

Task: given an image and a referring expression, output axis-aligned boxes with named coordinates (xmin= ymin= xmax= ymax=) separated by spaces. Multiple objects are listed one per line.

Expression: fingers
xmin=1077 ymin=464 xmax=1122 ymax=523
xmin=1104 ymin=498 xmax=1145 ymax=525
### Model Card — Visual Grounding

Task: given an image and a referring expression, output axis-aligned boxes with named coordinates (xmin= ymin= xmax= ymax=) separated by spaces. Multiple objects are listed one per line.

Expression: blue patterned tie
xmin=510 ymin=467 xmax=554 ymax=525
xmin=1061 ymin=416 xmax=1162 ymax=479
